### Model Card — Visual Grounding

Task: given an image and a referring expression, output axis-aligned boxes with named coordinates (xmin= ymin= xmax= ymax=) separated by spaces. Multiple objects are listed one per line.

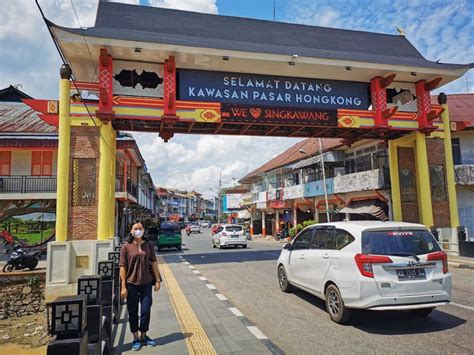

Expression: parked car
xmin=189 ymin=223 xmax=201 ymax=234
xmin=277 ymin=221 xmax=451 ymax=324
xmin=156 ymin=222 xmax=182 ymax=251
xmin=212 ymin=224 xmax=247 ymax=249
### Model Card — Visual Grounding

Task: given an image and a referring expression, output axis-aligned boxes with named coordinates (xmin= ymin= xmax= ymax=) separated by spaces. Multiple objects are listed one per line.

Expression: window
xmin=31 ymin=151 xmax=53 ymax=176
xmin=362 ymin=230 xmax=441 ymax=255
xmin=451 ymin=138 xmax=461 ymax=165
xmin=335 ymin=229 xmax=355 ymax=250
xmin=0 ymin=151 xmax=11 ymax=176
xmin=292 ymin=229 xmax=314 ymax=250
xmin=311 ymin=229 xmax=336 ymax=249
xmin=225 ymin=226 xmax=242 ymax=232
xmin=216 ymin=227 xmax=224 ymax=233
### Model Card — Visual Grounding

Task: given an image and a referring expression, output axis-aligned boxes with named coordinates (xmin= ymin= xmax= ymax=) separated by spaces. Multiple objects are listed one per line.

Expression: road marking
xmin=189 ymin=266 xmax=196 ymax=269
xmin=206 ymin=284 xmax=217 ymax=290
xmin=229 ymin=307 xmax=244 ymax=317
xmin=193 ymin=270 xmax=200 ymax=274
xmin=215 ymin=294 xmax=227 ymax=301
xmin=183 ymin=261 xmax=190 ymax=265
xmin=159 ymin=257 xmax=217 ymax=355
xmin=178 ymin=256 xmax=184 ymax=259
xmin=199 ymin=276 xmax=208 ymax=281
xmin=450 ymin=302 xmax=474 ymax=311
xmin=247 ymin=326 xmax=268 ymax=340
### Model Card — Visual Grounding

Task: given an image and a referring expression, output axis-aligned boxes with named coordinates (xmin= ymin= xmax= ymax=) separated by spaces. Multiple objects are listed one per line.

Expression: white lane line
xmin=192 ymin=270 xmax=200 ymax=274
xmin=206 ymin=284 xmax=217 ymax=290
xmin=183 ymin=261 xmax=190 ymax=265
xmin=450 ymin=302 xmax=474 ymax=311
xmin=188 ymin=266 xmax=195 ymax=269
xmin=178 ymin=256 xmax=184 ymax=259
xmin=229 ymin=307 xmax=244 ymax=317
xmin=216 ymin=294 xmax=227 ymax=301
xmin=247 ymin=326 xmax=268 ymax=340
xmin=199 ymin=276 xmax=208 ymax=281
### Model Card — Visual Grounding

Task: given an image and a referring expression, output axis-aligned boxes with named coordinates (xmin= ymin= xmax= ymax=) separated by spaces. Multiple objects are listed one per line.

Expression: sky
xmin=0 ymin=0 xmax=472 ymax=199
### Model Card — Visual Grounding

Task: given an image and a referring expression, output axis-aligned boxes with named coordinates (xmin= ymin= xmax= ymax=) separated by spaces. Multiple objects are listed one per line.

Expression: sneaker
xmin=141 ymin=335 xmax=157 ymax=347
xmin=132 ymin=338 xmax=142 ymax=351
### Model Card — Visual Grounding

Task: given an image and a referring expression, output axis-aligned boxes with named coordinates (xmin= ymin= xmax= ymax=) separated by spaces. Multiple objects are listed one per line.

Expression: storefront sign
xmin=179 ymin=69 xmax=369 ymax=109
xmin=269 ymin=200 xmax=285 ymax=209
xmin=222 ymin=104 xmax=338 ymax=126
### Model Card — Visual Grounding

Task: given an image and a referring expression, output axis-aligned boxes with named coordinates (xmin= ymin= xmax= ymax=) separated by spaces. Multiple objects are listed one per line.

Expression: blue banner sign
xmin=304 ymin=178 xmax=334 ymax=197
xmin=178 ymin=69 xmax=369 ymax=110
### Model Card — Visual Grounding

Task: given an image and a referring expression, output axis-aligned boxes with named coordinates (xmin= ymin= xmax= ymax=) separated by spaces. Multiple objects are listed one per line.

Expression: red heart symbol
xmin=250 ymin=108 xmax=261 ymax=119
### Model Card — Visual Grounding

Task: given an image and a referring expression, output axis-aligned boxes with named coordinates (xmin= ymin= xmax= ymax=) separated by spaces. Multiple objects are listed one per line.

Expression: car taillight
xmin=222 ymin=232 xmax=227 ymax=236
xmin=427 ymin=251 xmax=448 ymax=274
xmin=354 ymin=254 xmax=392 ymax=278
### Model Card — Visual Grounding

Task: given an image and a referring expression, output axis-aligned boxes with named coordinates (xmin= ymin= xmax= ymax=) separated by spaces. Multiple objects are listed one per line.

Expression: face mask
xmin=133 ymin=229 xmax=144 ymax=238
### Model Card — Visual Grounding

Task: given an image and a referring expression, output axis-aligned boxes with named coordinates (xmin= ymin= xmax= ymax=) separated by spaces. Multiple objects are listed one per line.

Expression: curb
xmin=178 ymin=255 xmax=285 ymax=355
xmin=448 ymin=262 xmax=474 ymax=270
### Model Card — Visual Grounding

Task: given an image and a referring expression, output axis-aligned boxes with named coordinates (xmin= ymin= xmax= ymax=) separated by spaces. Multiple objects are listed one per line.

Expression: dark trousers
xmin=126 ymin=282 xmax=153 ymax=333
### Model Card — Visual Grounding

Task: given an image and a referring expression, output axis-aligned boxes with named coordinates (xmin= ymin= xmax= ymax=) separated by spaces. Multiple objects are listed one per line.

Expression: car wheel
xmin=410 ymin=307 xmax=434 ymax=317
xmin=157 ymin=246 xmax=160 ymax=252
xmin=242 ymin=244 xmax=247 ymax=249
xmin=218 ymin=241 xmax=223 ymax=249
xmin=325 ymin=284 xmax=351 ymax=324
xmin=177 ymin=245 xmax=182 ymax=251
xmin=278 ymin=265 xmax=293 ymax=293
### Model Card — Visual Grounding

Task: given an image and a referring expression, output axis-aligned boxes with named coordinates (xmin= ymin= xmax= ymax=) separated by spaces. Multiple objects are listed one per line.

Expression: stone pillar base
xmin=45 ymin=240 xmax=113 ymax=302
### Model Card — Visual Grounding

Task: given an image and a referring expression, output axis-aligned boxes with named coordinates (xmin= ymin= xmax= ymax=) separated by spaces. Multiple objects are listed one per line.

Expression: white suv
xmin=212 ymin=224 xmax=247 ymax=249
xmin=277 ymin=221 xmax=451 ymax=324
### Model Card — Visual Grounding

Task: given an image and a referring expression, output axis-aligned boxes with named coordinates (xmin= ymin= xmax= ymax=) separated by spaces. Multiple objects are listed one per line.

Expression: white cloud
xmin=131 ymin=132 xmax=301 ymax=198
xmin=147 ymin=0 xmax=217 ymax=14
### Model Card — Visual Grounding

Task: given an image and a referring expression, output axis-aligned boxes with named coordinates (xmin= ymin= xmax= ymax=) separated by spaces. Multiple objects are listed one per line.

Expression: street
xmin=124 ymin=228 xmax=474 ymax=354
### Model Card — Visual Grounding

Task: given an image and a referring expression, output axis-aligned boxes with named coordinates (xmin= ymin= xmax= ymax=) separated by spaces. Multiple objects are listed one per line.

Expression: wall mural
xmin=333 ymin=169 xmax=384 ymax=194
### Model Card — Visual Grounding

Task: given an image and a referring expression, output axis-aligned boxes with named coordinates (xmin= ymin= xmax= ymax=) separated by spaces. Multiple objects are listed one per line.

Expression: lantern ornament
xmin=108 ymin=251 xmax=120 ymax=265
xmin=98 ymin=260 xmax=114 ymax=280
xmin=77 ymin=275 xmax=102 ymax=305
xmin=50 ymin=295 xmax=87 ymax=338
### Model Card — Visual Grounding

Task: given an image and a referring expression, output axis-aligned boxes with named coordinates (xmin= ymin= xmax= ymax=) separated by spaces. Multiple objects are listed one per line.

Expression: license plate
xmin=231 ymin=234 xmax=239 ymax=238
xmin=397 ymin=268 xmax=426 ymax=281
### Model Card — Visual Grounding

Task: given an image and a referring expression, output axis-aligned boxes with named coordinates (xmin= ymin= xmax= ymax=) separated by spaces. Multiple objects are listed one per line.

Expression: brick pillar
xmin=68 ymin=126 xmax=100 ymax=240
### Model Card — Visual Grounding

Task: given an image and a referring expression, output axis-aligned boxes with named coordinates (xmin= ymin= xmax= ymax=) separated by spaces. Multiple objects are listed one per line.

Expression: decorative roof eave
xmin=48 ymin=23 xmax=472 ymax=88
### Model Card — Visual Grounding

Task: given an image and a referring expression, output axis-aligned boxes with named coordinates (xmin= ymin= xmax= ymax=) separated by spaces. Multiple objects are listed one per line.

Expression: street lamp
xmin=299 ymin=138 xmax=330 ymax=222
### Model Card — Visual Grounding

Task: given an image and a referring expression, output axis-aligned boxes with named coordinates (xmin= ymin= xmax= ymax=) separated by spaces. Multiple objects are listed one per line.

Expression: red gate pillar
xmin=370 ymin=74 xmax=397 ymax=130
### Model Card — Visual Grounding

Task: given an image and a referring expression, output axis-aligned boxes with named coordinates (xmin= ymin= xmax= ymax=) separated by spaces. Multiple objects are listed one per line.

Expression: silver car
xmin=212 ymin=224 xmax=247 ymax=249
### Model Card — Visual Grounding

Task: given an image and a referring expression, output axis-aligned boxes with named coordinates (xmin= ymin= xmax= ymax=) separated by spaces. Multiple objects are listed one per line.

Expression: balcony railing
xmin=0 ymin=175 xmax=57 ymax=193
xmin=455 ymin=165 xmax=474 ymax=185
xmin=116 ymin=175 xmax=138 ymax=199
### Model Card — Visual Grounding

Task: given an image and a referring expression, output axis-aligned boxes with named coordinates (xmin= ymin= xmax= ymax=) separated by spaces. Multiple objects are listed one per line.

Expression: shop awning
xmin=292 ymin=151 xmax=344 ymax=170
xmin=339 ymin=199 xmax=388 ymax=221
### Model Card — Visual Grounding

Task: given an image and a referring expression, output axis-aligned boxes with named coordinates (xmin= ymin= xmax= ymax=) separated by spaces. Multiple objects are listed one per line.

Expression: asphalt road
xmin=161 ymin=228 xmax=474 ymax=354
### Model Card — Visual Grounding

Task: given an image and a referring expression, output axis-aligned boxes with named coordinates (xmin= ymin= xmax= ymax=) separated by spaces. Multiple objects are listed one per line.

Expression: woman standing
xmin=119 ymin=219 xmax=162 ymax=351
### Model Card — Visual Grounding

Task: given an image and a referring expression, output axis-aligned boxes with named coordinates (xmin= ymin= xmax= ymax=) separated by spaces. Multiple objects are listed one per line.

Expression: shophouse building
xmin=0 ymin=85 xmax=159 ymax=244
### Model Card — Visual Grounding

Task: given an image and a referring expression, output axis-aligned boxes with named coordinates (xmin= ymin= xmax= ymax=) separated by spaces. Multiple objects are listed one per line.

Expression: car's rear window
xmin=225 ymin=226 xmax=242 ymax=232
xmin=362 ymin=229 xmax=441 ymax=256
xmin=160 ymin=222 xmax=180 ymax=231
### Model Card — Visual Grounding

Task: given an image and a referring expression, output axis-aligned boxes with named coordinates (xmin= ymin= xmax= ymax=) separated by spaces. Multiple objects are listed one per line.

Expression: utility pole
xmin=217 ymin=172 xmax=222 ymax=223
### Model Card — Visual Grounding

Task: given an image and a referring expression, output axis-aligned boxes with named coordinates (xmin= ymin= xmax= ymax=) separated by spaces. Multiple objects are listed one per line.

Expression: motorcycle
xmin=245 ymin=230 xmax=252 ymax=240
xmin=185 ymin=226 xmax=191 ymax=236
xmin=3 ymin=244 xmax=41 ymax=272
xmin=274 ymin=229 xmax=288 ymax=241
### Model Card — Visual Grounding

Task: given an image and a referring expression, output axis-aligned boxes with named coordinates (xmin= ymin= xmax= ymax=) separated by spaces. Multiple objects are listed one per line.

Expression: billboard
xmin=179 ymin=69 xmax=369 ymax=110
xmin=226 ymin=193 xmax=243 ymax=209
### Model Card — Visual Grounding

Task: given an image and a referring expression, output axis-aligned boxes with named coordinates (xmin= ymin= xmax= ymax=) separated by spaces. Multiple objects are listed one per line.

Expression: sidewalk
xmin=113 ymin=254 xmax=275 ymax=354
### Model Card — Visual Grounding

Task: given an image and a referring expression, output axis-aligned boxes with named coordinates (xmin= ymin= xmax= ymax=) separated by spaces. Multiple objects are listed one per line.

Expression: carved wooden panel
xmin=399 ymin=169 xmax=415 ymax=203
xmin=72 ymin=158 xmax=96 ymax=206
xmin=429 ymin=165 xmax=447 ymax=201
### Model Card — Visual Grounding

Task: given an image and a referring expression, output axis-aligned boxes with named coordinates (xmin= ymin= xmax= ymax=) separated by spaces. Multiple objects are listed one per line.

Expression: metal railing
xmin=116 ymin=176 xmax=138 ymax=199
xmin=0 ymin=175 xmax=57 ymax=193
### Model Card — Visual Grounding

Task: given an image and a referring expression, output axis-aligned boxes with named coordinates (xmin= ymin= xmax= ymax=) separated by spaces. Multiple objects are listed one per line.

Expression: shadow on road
xmin=164 ymin=249 xmax=282 ymax=265
xmin=292 ymin=288 xmax=466 ymax=335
